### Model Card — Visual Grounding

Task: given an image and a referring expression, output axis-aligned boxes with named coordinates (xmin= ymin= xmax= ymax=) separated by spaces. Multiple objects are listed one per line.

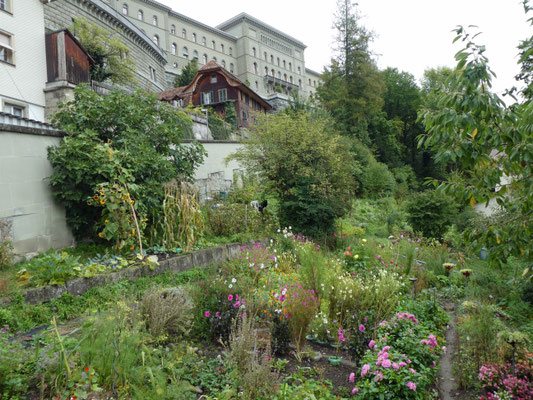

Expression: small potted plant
xmin=328 ymin=327 xmax=345 ymax=365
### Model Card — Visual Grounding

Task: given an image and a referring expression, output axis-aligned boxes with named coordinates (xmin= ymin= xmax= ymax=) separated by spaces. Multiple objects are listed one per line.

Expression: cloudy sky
xmin=159 ymin=0 xmax=531 ymax=95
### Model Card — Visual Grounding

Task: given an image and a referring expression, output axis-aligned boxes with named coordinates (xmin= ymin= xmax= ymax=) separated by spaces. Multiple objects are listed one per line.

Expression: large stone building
xmin=1 ymin=0 xmax=321 ymax=122
xmin=107 ymin=0 xmax=321 ymax=103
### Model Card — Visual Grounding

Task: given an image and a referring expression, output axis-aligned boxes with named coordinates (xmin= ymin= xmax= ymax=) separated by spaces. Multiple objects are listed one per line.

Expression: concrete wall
xmin=186 ymin=140 xmax=243 ymax=202
xmin=0 ymin=123 xmax=75 ymax=256
xmin=0 ymin=0 xmax=47 ymax=121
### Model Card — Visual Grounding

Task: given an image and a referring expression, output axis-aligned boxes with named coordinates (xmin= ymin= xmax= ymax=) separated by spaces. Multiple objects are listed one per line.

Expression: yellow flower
xmin=105 ymin=219 xmax=109 ymax=224
xmin=98 ymin=232 xmax=104 ymax=238
xmin=130 ymin=199 xmax=134 ymax=204
xmin=100 ymin=199 xmax=106 ymax=205
xmin=354 ymin=254 xmax=359 ymax=259
xmin=362 ymin=239 xmax=367 ymax=243
xmin=131 ymin=229 xmax=136 ymax=236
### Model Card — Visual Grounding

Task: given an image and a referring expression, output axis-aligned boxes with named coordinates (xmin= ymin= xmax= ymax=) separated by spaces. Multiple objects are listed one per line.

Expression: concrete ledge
xmin=23 ymin=285 xmax=66 ymax=304
xmin=0 ymin=240 xmax=266 ymax=306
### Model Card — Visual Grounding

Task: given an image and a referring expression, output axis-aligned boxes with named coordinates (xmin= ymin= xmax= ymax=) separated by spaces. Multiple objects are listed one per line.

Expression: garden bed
xmin=0 ymin=240 xmax=267 ymax=306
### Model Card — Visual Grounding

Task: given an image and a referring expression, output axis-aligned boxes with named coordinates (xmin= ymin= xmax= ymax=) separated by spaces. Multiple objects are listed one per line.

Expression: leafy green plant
xmin=0 ymin=327 xmax=34 ymax=398
xmin=17 ymin=251 xmax=82 ymax=286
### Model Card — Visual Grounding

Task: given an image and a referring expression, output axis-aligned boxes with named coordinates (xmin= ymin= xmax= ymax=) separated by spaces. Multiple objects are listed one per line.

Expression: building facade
xmin=108 ymin=1 xmax=321 ymax=101
xmin=0 ymin=0 xmax=48 ymax=121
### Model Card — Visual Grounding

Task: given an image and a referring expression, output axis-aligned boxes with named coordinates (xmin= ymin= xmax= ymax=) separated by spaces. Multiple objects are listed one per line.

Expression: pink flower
xmin=359 ymin=324 xmax=365 ymax=332
xmin=442 ymin=346 xmax=447 ymax=354
xmin=409 ymin=368 xmax=416 ymax=374
xmin=349 ymin=372 xmax=355 ymax=382
xmin=392 ymin=362 xmax=399 ymax=370
xmin=368 ymin=340 xmax=375 ymax=349
xmin=361 ymin=364 xmax=370 ymax=377
xmin=215 ymin=311 xmax=221 ymax=317
xmin=352 ymin=387 xmax=359 ymax=394
xmin=407 ymin=382 xmax=417 ymax=391
xmin=234 ymin=301 xmax=240 ymax=308
xmin=399 ymin=362 xmax=407 ymax=367
xmin=205 ymin=311 xmax=210 ymax=317
xmin=382 ymin=359 xmax=392 ymax=368
xmin=228 ymin=294 xmax=233 ymax=301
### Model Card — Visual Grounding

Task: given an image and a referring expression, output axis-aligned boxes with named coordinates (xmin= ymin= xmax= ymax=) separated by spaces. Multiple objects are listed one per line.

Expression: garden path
xmin=438 ymin=302 xmax=459 ymax=399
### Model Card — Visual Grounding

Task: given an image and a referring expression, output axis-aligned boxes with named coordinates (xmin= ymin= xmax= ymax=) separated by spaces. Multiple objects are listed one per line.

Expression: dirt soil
xmin=438 ymin=302 xmax=478 ymax=400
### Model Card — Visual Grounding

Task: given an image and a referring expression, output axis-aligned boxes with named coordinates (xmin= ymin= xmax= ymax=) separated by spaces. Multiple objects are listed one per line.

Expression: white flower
xmin=232 ymin=278 xmax=237 ymax=283
xmin=228 ymin=284 xmax=233 ymax=289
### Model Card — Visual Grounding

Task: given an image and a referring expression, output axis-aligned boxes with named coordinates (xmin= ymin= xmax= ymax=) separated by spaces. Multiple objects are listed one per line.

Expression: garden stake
xmin=409 ymin=277 xmax=417 ymax=301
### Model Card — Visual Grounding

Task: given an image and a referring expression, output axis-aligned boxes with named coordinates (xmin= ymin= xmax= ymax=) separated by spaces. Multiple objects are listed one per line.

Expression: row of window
xmin=169 ymin=44 xmax=234 ymax=71
xmin=251 ymin=47 xmax=301 ymax=74
xmin=123 ymin=4 xmax=234 ymax=55
xmin=200 ymin=88 xmax=227 ymax=105
xmin=170 ymin=26 xmax=232 ymax=55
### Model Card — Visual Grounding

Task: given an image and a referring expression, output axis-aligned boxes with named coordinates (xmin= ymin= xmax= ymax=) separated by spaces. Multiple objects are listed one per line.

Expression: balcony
xmin=263 ymin=74 xmax=299 ymax=91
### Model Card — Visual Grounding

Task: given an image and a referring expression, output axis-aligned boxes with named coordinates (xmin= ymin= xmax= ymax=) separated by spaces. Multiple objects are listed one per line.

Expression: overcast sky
xmin=159 ymin=0 xmax=531 ymax=95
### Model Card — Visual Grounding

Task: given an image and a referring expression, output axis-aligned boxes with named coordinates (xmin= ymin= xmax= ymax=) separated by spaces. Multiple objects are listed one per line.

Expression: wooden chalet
xmin=158 ymin=61 xmax=272 ymax=129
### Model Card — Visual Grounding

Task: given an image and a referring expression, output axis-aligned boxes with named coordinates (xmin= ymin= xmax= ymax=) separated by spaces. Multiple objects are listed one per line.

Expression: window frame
xmin=218 ymin=88 xmax=227 ymax=102
xmin=0 ymin=30 xmax=14 ymax=65
xmin=3 ymin=101 xmax=26 ymax=118
xmin=137 ymin=9 xmax=143 ymax=21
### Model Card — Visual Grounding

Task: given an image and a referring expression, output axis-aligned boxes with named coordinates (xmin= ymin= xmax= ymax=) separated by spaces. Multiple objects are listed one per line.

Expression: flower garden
xmin=2 ymin=201 xmax=531 ymax=400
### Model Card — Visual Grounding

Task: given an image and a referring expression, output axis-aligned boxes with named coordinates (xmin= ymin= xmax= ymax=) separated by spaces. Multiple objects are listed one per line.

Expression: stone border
xmin=0 ymin=239 xmax=267 ymax=306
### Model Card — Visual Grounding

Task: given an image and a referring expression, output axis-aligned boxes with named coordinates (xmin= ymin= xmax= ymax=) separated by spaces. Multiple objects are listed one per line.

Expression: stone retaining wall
xmin=0 ymin=239 xmax=267 ymax=306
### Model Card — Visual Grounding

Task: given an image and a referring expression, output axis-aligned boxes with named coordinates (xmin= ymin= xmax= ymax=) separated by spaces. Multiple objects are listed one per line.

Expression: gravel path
xmin=438 ymin=302 xmax=459 ymax=400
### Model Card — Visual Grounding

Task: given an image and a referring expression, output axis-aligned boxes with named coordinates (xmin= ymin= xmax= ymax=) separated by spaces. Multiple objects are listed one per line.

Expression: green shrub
xmin=361 ymin=160 xmax=396 ymax=198
xmin=48 ymin=85 xmax=205 ymax=240
xmin=406 ymin=190 xmax=458 ymax=238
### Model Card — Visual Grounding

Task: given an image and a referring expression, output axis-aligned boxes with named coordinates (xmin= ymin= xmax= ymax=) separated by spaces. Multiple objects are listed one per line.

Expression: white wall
xmin=0 ymin=130 xmax=75 ymax=255
xmin=189 ymin=141 xmax=243 ymax=201
xmin=0 ymin=0 xmax=47 ymax=121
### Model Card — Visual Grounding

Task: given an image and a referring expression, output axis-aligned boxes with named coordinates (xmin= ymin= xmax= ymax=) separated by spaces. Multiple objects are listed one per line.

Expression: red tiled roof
xmin=158 ymin=86 xmax=187 ymax=101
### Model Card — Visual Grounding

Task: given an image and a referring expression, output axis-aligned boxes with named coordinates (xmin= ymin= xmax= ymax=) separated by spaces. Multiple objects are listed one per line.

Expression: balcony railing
xmin=263 ymin=75 xmax=299 ymax=90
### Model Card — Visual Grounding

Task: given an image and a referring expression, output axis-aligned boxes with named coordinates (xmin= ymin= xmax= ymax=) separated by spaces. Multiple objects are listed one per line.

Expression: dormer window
xmin=210 ymin=74 xmax=217 ymax=83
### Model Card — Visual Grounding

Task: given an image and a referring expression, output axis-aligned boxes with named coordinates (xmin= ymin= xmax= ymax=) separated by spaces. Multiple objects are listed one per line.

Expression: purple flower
xmin=407 ymin=382 xmax=417 ymax=391
xmin=361 ymin=364 xmax=370 ymax=377
xmin=349 ymin=372 xmax=355 ymax=382
xmin=359 ymin=324 xmax=365 ymax=332
xmin=368 ymin=340 xmax=375 ymax=349
xmin=205 ymin=311 xmax=210 ymax=317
